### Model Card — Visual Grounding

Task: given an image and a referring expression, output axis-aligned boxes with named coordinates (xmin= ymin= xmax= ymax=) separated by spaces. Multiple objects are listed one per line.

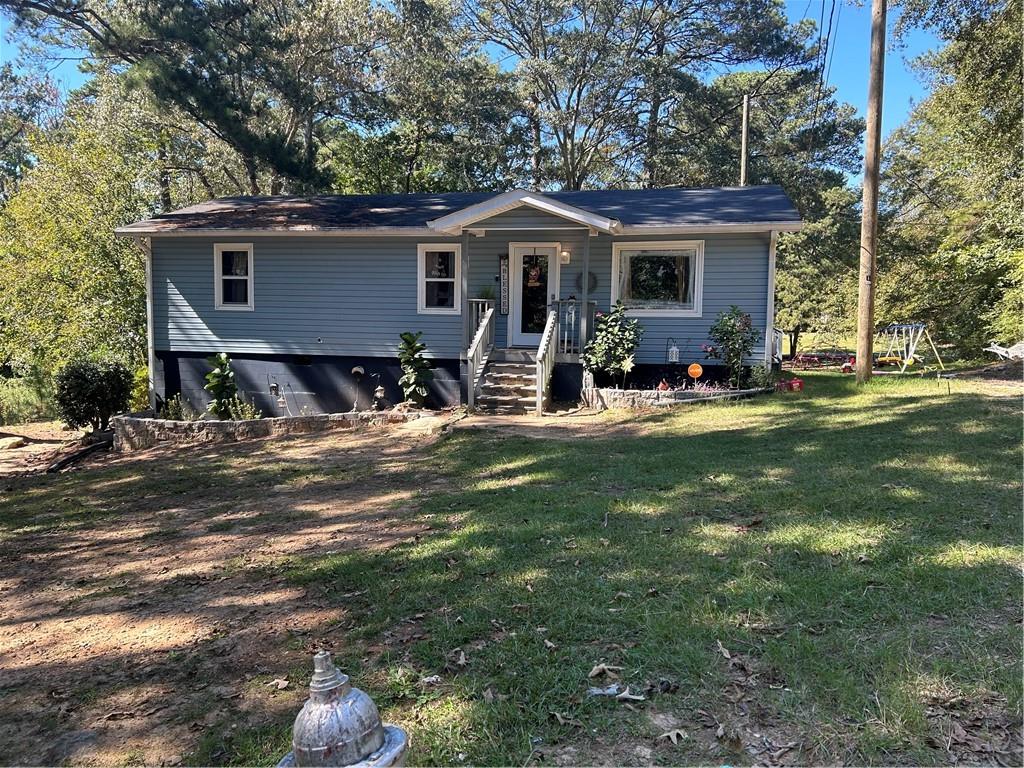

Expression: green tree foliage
xmin=879 ymin=0 xmax=1022 ymax=349
xmin=581 ymin=301 xmax=643 ymax=388
xmin=0 ymin=64 xmax=60 ymax=201
xmin=2 ymin=0 xmax=385 ymax=193
xmin=54 ymin=359 xmax=132 ymax=431
xmin=472 ymin=0 xmax=810 ymax=189
xmin=204 ymin=353 xmax=238 ymax=419
xmin=398 ymin=331 xmax=434 ymax=406
xmin=0 ymin=81 xmax=150 ymax=377
xmin=326 ymin=0 xmax=529 ymax=193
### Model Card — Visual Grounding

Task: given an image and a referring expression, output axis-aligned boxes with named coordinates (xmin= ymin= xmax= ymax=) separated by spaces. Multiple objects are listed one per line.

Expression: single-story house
xmin=116 ymin=186 xmax=802 ymax=415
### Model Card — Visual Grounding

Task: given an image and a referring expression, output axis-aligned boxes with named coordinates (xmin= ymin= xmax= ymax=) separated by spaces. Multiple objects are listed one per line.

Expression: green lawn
xmin=3 ymin=372 xmax=1021 ymax=765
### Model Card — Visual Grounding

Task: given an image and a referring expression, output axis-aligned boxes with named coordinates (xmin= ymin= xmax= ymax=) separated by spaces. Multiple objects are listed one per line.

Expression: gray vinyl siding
xmin=151 ymin=236 xmax=464 ymax=358
xmin=472 ymin=208 xmax=590 ymax=230
xmin=585 ymin=234 xmax=771 ymax=364
xmin=151 ymin=230 xmax=770 ymax=365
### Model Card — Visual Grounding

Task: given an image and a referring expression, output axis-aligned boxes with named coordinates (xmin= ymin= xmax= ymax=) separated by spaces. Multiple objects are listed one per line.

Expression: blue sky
xmin=1 ymin=0 xmax=940 ymax=140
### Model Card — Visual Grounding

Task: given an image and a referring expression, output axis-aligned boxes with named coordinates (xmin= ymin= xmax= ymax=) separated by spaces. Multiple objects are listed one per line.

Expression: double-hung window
xmin=417 ymin=243 xmax=461 ymax=314
xmin=611 ymin=241 xmax=703 ymax=317
xmin=215 ymin=243 xmax=254 ymax=310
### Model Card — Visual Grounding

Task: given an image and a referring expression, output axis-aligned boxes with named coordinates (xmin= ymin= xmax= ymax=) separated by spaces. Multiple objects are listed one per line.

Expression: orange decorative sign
xmin=687 ymin=363 xmax=703 ymax=379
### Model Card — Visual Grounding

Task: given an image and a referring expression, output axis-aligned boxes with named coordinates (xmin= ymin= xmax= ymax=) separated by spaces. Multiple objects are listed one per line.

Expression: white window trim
xmin=214 ymin=242 xmax=254 ymax=311
xmin=417 ymin=243 xmax=462 ymax=315
xmin=611 ymin=240 xmax=704 ymax=318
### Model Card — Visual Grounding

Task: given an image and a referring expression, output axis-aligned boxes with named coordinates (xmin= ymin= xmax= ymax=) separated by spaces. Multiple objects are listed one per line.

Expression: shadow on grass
xmin=0 ymin=375 xmax=1020 ymax=765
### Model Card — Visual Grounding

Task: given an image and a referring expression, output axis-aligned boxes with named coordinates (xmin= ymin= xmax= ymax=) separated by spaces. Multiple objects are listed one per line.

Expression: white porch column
xmin=580 ymin=232 xmax=592 ymax=348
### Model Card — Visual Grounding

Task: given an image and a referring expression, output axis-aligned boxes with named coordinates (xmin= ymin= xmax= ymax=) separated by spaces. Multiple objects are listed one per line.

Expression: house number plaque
xmin=499 ymin=254 xmax=509 ymax=315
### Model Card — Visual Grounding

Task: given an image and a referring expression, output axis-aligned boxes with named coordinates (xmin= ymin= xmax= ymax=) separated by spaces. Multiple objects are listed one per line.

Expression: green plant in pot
xmin=581 ymin=301 xmax=643 ymax=389
xmin=398 ymin=331 xmax=434 ymax=406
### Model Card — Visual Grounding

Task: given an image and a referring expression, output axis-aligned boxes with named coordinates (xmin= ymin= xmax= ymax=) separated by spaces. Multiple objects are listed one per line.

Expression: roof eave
xmin=617 ymin=221 xmax=803 ymax=235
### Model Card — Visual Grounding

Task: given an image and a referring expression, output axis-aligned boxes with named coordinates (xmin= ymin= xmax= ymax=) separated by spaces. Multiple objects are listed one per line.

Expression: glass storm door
xmin=510 ymin=244 xmax=558 ymax=347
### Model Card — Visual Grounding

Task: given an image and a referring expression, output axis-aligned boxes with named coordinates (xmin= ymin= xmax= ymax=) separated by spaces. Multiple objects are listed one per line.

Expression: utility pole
xmin=855 ymin=0 xmax=887 ymax=383
xmin=739 ymin=93 xmax=750 ymax=186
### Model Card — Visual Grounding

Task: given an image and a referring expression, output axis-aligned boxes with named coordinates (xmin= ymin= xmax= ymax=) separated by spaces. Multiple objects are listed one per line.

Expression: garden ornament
xmin=278 ymin=651 xmax=408 ymax=767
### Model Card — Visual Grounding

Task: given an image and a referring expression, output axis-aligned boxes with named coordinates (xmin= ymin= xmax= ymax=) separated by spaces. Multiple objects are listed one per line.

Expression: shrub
xmin=226 ymin=395 xmax=262 ymax=420
xmin=130 ymin=367 xmax=150 ymax=411
xmin=159 ymin=393 xmax=200 ymax=421
xmin=54 ymin=359 xmax=132 ymax=431
xmin=581 ymin=301 xmax=644 ymax=388
xmin=704 ymin=306 xmax=758 ymax=389
xmin=204 ymin=353 xmax=237 ymax=419
xmin=398 ymin=332 xmax=434 ymax=406
xmin=747 ymin=364 xmax=777 ymax=389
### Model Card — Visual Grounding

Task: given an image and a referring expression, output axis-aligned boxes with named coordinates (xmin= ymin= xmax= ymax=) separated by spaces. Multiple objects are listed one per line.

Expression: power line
xmin=808 ymin=0 xmax=837 ymax=163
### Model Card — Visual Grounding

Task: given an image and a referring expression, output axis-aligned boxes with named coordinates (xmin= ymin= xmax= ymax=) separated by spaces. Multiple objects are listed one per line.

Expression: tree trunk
xmin=244 ymin=155 xmax=260 ymax=195
xmin=643 ymin=28 xmax=666 ymax=188
xmin=156 ymin=137 xmax=172 ymax=212
xmin=529 ymin=96 xmax=542 ymax=189
xmin=788 ymin=325 xmax=801 ymax=358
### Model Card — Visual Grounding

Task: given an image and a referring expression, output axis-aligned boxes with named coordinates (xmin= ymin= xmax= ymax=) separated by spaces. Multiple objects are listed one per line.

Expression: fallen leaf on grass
xmin=611 ymin=591 xmax=631 ymax=602
xmin=420 ymin=675 xmax=443 ymax=686
xmin=482 ymin=687 xmax=508 ymax=703
xmin=549 ymin=711 xmax=582 ymax=727
xmin=588 ymin=663 xmax=624 ymax=679
xmin=525 ymin=583 xmax=534 ymax=593
xmin=267 ymin=678 xmax=289 ymax=690
xmin=659 ymin=729 xmax=688 ymax=745
xmin=716 ymin=640 xmax=731 ymax=659
xmin=544 ymin=639 xmax=558 ymax=651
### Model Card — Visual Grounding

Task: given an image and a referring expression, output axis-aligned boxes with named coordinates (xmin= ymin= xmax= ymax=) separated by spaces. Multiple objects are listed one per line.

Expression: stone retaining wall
xmin=581 ymin=387 xmax=769 ymax=411
xmin=112 ymin=410 xmax=432 ymax=452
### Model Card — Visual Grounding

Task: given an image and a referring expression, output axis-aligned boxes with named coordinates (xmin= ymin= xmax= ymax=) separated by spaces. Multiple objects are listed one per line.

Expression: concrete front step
xmin=480 ymin=384 xmax=536 ymax=397
xmin=489 ymin=348 xmax=538 ymax=363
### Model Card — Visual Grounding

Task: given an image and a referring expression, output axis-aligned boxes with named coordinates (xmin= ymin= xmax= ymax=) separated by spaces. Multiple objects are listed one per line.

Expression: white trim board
xmin=417 ymin=242 xmax=462 ymax=315
xmin=611 ymin=240 xmax=705 ymax=318
xmin=764 ymin=231 xmax=778 ymax=366
xmin=427 ymin=189 xmax=622 ymax=235
xmin=508 ymin=241 xmax=561 ymax=347
xmin=115 ymin=222 xmax=801 ymax=238
xmin=214 ymin=242 xmax=255 ymax=311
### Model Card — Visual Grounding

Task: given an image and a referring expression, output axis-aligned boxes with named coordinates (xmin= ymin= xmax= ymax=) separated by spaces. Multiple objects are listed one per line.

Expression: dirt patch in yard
xmin=0 ymin=421 xmax=85 ymax=476
xmin=0 ymin=425 xmax=449 ymax=766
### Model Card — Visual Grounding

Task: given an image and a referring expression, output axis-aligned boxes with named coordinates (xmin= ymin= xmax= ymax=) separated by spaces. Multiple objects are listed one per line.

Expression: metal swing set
xmin=875 ymin=323 xmax=946 ymax=373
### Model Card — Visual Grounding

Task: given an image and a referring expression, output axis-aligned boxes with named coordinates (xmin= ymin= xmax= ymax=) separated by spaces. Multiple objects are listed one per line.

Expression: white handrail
xmin=535 ymin=310 xmax=558 ymax=415
xmin=466 ymin=307 xmax=495 ymax=409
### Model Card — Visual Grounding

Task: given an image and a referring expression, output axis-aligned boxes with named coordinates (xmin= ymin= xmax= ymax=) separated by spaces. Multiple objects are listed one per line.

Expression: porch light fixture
xmin=666 ymin=338 xmax=680 ymax=364
xmin=559 ymin=249 xmax=571 ymax=264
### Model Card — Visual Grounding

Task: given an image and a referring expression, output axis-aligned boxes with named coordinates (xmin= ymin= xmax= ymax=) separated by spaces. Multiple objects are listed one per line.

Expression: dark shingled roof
xmin=117 ymin=185 xmax=800 ymax=233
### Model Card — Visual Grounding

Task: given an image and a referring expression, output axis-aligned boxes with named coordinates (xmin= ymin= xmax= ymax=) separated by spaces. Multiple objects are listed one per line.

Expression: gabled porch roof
xmin=426 ymin=188 xmax=622 ymax=235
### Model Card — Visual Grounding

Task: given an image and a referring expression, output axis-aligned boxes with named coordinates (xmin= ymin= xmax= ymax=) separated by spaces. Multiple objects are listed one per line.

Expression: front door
xmin=510 ymin=243 xmax=559 ymax=347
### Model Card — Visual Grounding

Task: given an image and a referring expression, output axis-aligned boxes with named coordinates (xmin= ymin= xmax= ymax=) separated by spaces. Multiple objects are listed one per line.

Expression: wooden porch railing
xmin=535 ymin=310 xmax=558 ymax=415
xmin=469 ymin=298 xmax=494 ymax=338
xmin=553 ymin=299 xmax=597 ymax=356
xmin=466 ymin=300 xmax=495 ymax=410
